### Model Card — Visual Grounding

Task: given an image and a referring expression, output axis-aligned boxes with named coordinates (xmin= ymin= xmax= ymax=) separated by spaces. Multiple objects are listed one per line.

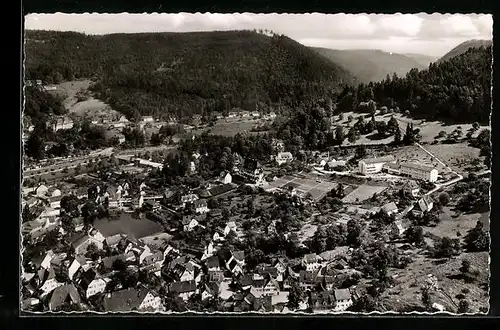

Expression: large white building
xmin=399 ymin=162 xmax=438 ymax=183
xmin=358 ymin=155 xmax=395 ymax=175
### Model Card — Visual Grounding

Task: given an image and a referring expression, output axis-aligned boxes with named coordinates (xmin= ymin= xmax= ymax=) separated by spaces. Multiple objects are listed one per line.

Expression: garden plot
xmin=342 ymin=184 xmax=387 ymax=203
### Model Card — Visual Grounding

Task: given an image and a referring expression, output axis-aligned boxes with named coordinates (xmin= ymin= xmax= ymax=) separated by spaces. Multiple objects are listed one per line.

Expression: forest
xmin=336 ymin=46 xmax=492 ymax=124
xmin=24 ymin=30 xmax=356 ymax=121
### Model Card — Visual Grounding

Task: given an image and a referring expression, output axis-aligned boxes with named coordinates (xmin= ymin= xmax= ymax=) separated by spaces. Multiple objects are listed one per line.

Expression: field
xmin=424 ymin=143 xmax=486 ymax=175
xmin=46 ymin=80 xmax=121 ymax=119
xmin=342 ymin=184 xmax=387 ymax=203
xmin=335 ymin=111 xmax=489 ymax=145
xmin=380 ymin=251 xmax=489 ymax=313
xmin=94 ymin=212 xmax=164 ymax=239
xmin=424 ymin=207 xmax=490 ymax=239
xmin=266 ymin=174 xmax=338 ymax=201
xmin=190 ymin=118 xmax=262 ymax=137
xmin=393 ymin=145 xmax=451 ymax=173
xmin=296 ymin=223 xmax=318 ymax=243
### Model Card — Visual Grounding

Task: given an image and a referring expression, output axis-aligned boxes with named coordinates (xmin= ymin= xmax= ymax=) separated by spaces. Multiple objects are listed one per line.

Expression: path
xmin=415 ymin=143 xmax=453 ymax=172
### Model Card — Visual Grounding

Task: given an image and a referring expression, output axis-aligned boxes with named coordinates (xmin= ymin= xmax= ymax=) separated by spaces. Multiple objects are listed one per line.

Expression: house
xmin=333 ymin=288 xmax=353 ymax=311
xmin=413 ymin=195 xmax=434 ymax=216
xmin=299 ymin=270 xmax=316 ymax=290
xmin=325 ymin=160 xmax=347 ymax=170
xmin=208 ymin=270 xmax=225 ymax=283
xmin=225 ymin=250 xmax=245 ymax=275
xmin=105 ymin=233 xmax=127 ymax=249
xmin=40 ymin=268 xmax=63 ymax=296
xmin=218 ymin=171 xmax=232 ymax=184
xmin=250 ymin=277 xmax=281 ymax=298
xmin=181 ymin=193 xmax=199 ymax=207
xmin=194 ymin=199 xmax=209 ymax=214
xmin=35 ymin=184 xmax=49 ymax=197
xmin=201 ymin=282 xmax=220 ymax=301
xmin=205 ymin=255 xmax=221 ymax=271
xmin=138 ymin=291 xmax=163 ymax=311
xmin=41 ymin=250 xmax=55 ymax=270
xmin=238 ymin=274 xmax=254 ymax=291
xmin=47 ymin=187 xmax=62 ymax=197
xmin=302 ymin=253 xmax=323 ymax=271
xmin=309 ymin=291 xmax=336 ymax=312
xmin=134 ymin=158 xmax=164 ymax=171
xmin=403 ymin=180 xmax=420 ymax=198
xmin=48 ymin=284 xmax=81 ymax=311
xmin=142 ymin=251 xmax=164 ymax=267
xmin=47 ymin=116 xmax=74 ymax=131
xmin=141 ymin=116 xmax=155 ymax=123
xmin=382 ymin=202 xmax=399 ymax=216
xmin=224 ymin=221 xmax=238 ymax=236
xmin=182 ymin=217 xmax=200 ymax=232
xmin=68 ymin=255 xmax=87 ymax=280
xmin=358 ymin=155 xmax=395 ymax=175
xmin=276 ymin=152 xmax=294 ymax=165
xmin=171 ymin=263 xmax=196 ymax=282
xmin=273 ymin=258 xmax=288 ymax=275
xmin=382 ymin=162 xmax=401 ymax=175
xmin=390 ymin=219 xmax=411 ymax=238
xmin=213 ymin=230 xmax=225 ymax=242
xmin=432 ymin=302 xmax=446 ymax=312
xmin=169 ymin=280 xmax=197 ymax=301
xmin=267 ymin=220 xmax=280 ymax=235
xmin=251 ymin=111 xmax=260 ymax=118
xmin=126 ymin=241 xmax=152 ymax=264
xmin=86 ymin=278 xmax=111 ymax=298
xmin=239 ymin=158 xmax=264 ymax=184
xmin=399 ymin=162 xmax=439 ymax=182
xmin=48 ymin=195 xmax=63 ymax=209
xmin=103 ymin=287 xmax=149 ymax=312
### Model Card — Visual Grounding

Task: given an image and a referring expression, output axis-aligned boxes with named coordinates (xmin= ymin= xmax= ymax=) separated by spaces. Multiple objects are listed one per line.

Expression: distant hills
xmin=311 ymin=48 xmax=428 ymax=83
xmin=403 ymin=53 xmax=439 ymax=68
xmin=24 ymin=30 xmax=357 ymax=121
xmin=437 ymin=39 xmax=493 ymax=64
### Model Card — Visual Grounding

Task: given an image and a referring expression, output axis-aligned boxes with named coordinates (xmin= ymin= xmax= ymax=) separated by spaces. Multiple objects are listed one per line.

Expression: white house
xmin=35 ymin=184 xmax=49 ymax=197
xmin=194 ymin=199 xmax=209 ymax=214
xmin=225 ymin=250 xmax=245 ymax=275
xmin=276 ymin=152 xmax=294 ymax=165
xmin=358 ymin=156 xmax=395 ymax=175
xmin=223 ymin=221 xmax=237 ymax=236
xmin=403 ymin=180 xmax=420 ymax=198
xmin=138 ymin=291 xmax=163 ymax=311
xmin=183 ymin=218 xmax=200 ymax=232
xmin=382 ymin=202 xmax=399 ymax=216
xmin=399 ymin=162 xmax=439 ymax=182
xmin=86 ymin=278 xmax=111 ymax=298
xmin=390 ymin=219 xmax=411 ymax=238
xmin=333 ymin=289 xmax=353 ymax=311
xmin=141 ymin=116 xmax=155 ymax=123
xmin=218 ymin=171 xmax=232 ymax=184
xmin=413 ymin=195 xmax=434 ymax=215
xmin=181 ymin=194 xmax=199 ymax=207
xmin=301 ymin=254 xmax=323 ymax=272
xmin=47 ymin=116 xmax=74 ymax=131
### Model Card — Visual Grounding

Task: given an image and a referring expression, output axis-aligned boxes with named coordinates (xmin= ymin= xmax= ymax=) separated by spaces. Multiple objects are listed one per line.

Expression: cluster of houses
xmin=358 ymin=155 xmax=439 ymax=183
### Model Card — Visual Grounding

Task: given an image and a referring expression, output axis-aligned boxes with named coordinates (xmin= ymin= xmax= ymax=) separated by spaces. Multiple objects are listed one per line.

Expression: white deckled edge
xmin=20 ymin=16 xmax=26 ymax=315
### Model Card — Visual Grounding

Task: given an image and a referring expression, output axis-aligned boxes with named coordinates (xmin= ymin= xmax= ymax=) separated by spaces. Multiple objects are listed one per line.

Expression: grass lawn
xmin=424 ymin=207 xmax=489 ymax=239
xmin=342 ymin=184 xmax=387 ymax=203
xmin=381 ymin=251 xmax=489 ymax=313
xmin=424 ymin=143 xmax=486 ymax=175
xmin=393 ymin=145 xmax=450 ymax=173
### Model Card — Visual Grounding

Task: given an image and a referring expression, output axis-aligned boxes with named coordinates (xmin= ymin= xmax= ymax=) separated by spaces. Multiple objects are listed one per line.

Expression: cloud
xmin=24 ymin=13 xmax=492 ymax=56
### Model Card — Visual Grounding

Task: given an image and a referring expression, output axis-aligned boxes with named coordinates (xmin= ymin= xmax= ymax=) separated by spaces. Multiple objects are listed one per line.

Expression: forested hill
xmin=338 ymin=45 xmax=492 ymax=124
xmin=311 ymin=48 xmax=427 ymax=83
xmin=24 ymin=30 xmax=357 ymax=120
xmin=437 ymin=39 xmax=493 ymax=64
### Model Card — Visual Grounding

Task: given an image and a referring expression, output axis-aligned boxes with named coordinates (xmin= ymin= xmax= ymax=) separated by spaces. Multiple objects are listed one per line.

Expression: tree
xmin=433 ymin=236 xmax=461 ymax=258
xmin=287 ymin=282 xmax=303 ymax=309
xmin=354 ymin=146 xmax=367 ymax=159
xmin=350 ymin=294 xmax=377 ymax=312
xmin=438 ymin=192 xmax=451 ymax=206
xmin=60 ymin=195 xmax=80 ymax=217
xmin=459 ymin=259 xmax=471 ymax=274
xmin=457 ymin=299 xmax=469 ymax=313
xmin=346 ymin=219 xmax=362 ymax=247
xmin=81 ymin=201 xmax=98 ymax=225
xmin=85 ymin=242 xmax=100 ymax=261
xmin=405 ymin=225 xmax=424 ymax=246
xmin=464 ymin=221 xmax=489 ymax=252
xmin=25 ymin=133 xmax=45 ymax=160
xmin=421 ymin=286 xmax=432 ymax=311
xmin=245 ymin=249 xmax=265 ymax=271
xmin=334 ymin=125 xmax=345 ymax=145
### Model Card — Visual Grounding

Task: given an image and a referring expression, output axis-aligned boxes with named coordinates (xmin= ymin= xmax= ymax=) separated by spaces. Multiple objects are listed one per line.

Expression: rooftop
xmin=400 ymin=162 xmax=436 ymax=172
xmin=361 ymin=155 xmax=395 ymax=165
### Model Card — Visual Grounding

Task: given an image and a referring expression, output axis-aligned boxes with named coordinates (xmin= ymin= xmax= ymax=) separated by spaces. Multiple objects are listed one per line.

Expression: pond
xmin=94 ymin=211 xmax=164 ymax=240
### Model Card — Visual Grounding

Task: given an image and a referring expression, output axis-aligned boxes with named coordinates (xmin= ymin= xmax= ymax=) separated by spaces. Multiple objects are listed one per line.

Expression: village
xmin=21 ymin=101 xmax=491 ymax=314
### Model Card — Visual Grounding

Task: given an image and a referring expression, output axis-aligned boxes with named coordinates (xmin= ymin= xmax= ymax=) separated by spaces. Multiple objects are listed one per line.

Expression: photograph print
xmin=21 ymin=13 xmax=492 ymax=314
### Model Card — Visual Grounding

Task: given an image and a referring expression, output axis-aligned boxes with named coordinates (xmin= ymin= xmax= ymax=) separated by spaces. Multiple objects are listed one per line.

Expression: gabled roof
xmin=232 ymin=250 xmax=245 ymax=262
xmin=303 ymin=253 xmax=320 ymax=263
xmin=403 ymin=180 xmax=420 ymax=190
xmin=299 ymin=270 xmax=316 ymax=283
xmin=205 ymin=255 xmax=220 ymax=269
xmin=334 ymin=288 xmax=352 ymax=301
xmin=194 ymin=199 xmax=207 ymax=207
xmin=103 ymin=287 xmax=149 ymax=312
xmin=400 ymin=162 xmax=436 ymax=172
xmin=49 ymin=284 xmax=81 ymax=310
xmin=169 ymin=280 xmax=197 ymax=293
xmin=239 ymin=274 xmax=253 ymax=287
xmin=382 ymin=202 xmax=398 ymax=213
xmin=310 ymin=291 xmax=335 ymax=306
xmin=361 ymin=155 xmax=395 ymax=165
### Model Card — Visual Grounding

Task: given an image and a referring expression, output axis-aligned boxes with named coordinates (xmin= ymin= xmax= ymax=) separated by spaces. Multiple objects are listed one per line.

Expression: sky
xmin=24 ymin=13 xmax=493 ymax=57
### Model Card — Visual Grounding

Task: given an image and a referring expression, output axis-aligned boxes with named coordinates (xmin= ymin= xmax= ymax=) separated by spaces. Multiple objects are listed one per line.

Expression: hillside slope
xmin=403 ymin=53 xmax=438 ymax=68
xmin=338 ymin=45 xmax=492 ymax=124
xmin=24 ymin=30 xmax=357 ymax=120
xmin=437 ymin=39 xmax=493 ymax=64
xmin=312 ymin=48 xmax=426 ymax=83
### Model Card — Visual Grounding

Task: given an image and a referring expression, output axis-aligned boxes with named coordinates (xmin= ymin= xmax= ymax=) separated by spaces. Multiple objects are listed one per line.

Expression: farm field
xmin=393 ymin=145 xmax=450 ymax=173
xmin=333 ymin=111 xmax=489 ymax=145
xmin=342 ymin=184 xmax=387 ymax=203
xmin=423 ymin=207 xmax=490 ymax=239
xmin=380 ymin=251 xmax=489 ymax=313
xmin=47 ymin=80 xmax=122 ymax=119
xmin=267 ymin=174 xmax=338 ymax=201
xmin=424 ymin=143 xmax=486 ymax=175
